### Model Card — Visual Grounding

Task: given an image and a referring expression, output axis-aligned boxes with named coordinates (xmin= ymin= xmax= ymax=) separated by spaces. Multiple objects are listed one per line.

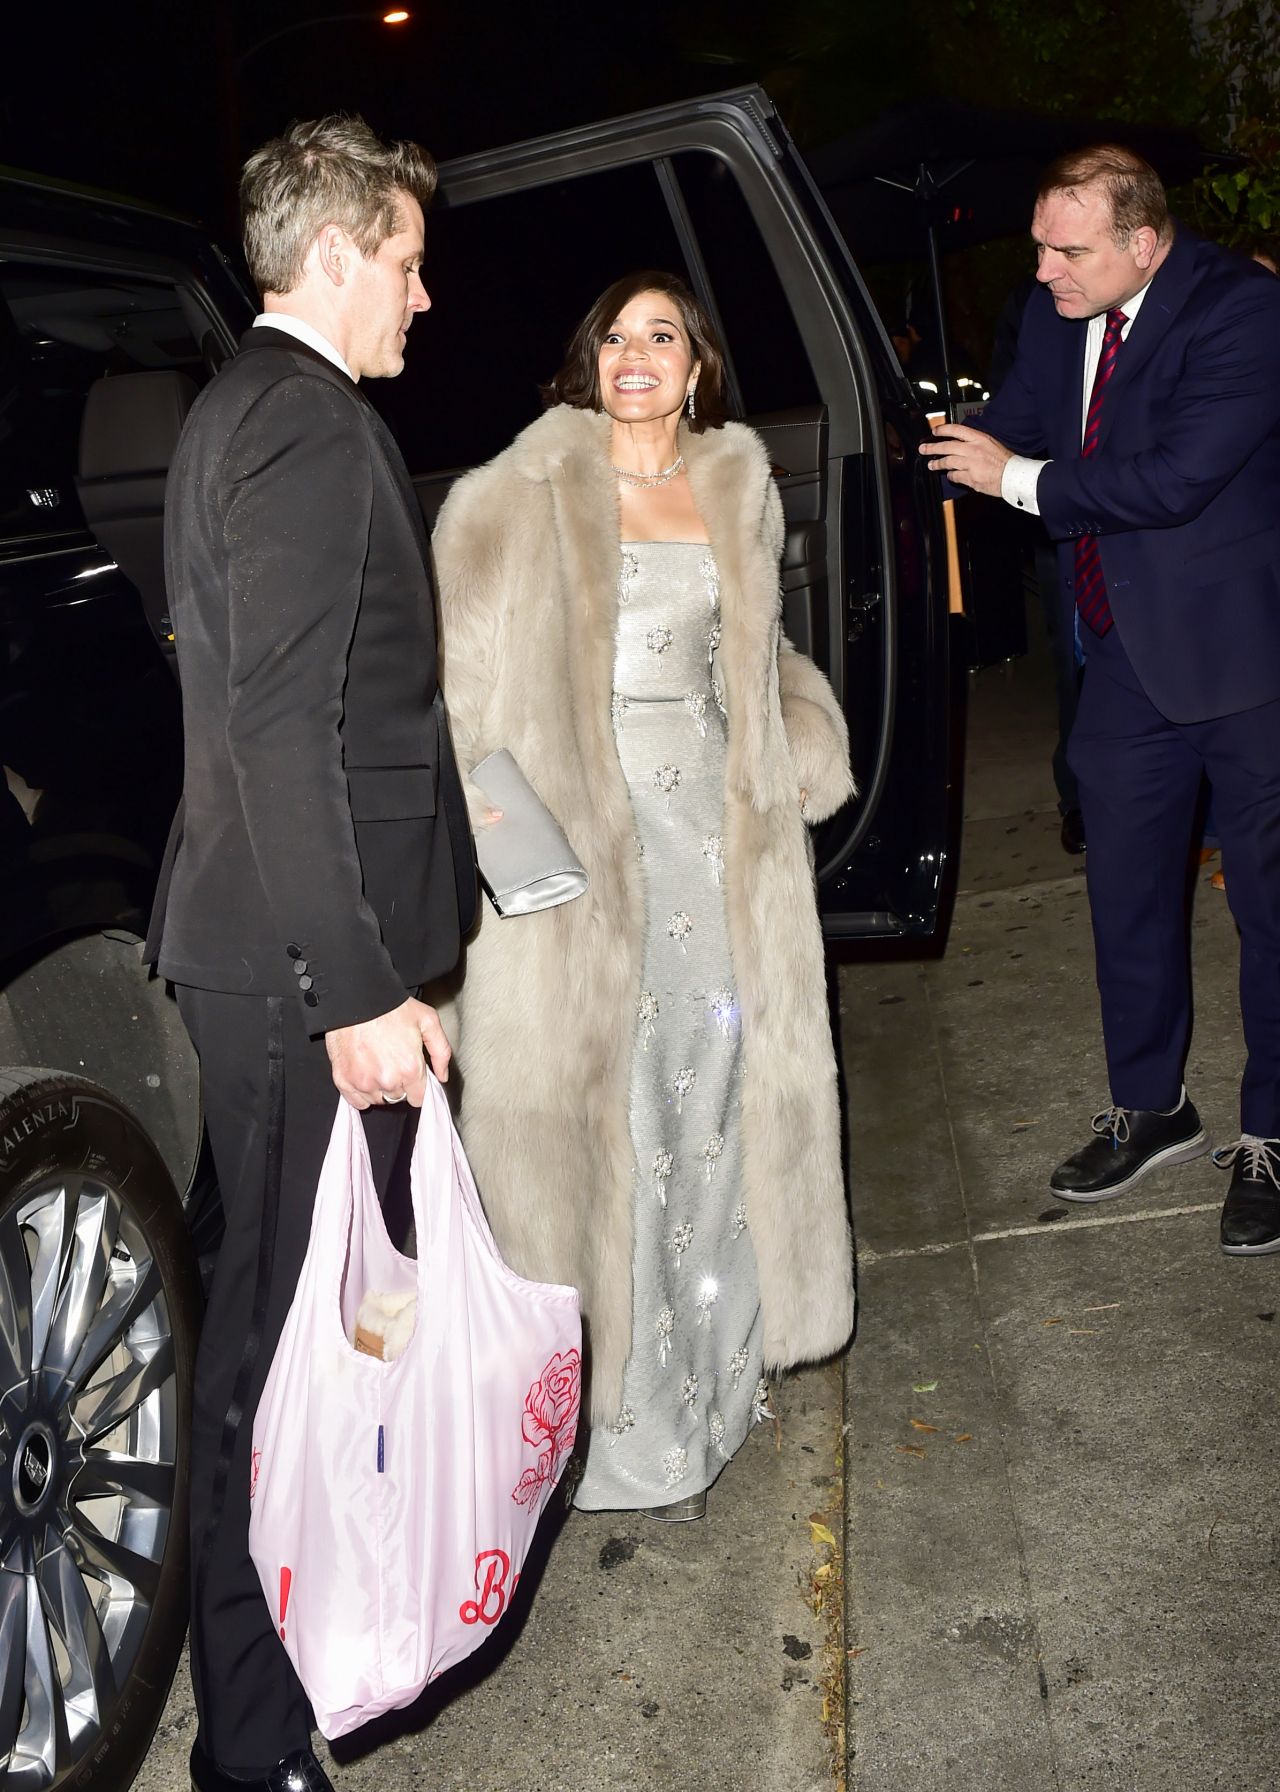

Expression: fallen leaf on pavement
xmin=909 ymin=1419 xmax=939 ymax=1433
xmin=1043 ymin=1316 xmax=1064 ymax=1326
xmin=953 ymin=1433 xmax=973 ymax=1443
xmin=912 ymin=1379 xmax=939 ymax=1392
xmin=895 ymin=1444 xmax=927 ymax=1458
xmin=808 ymin=1520 xmax=838 ymax=1550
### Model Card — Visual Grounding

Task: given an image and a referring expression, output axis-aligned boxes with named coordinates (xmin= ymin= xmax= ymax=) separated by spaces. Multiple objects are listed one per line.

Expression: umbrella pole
xmin=924 ymin=212 xmax=957 ymax=422
xmin=913 ymin=161 xmax=957 ymax=420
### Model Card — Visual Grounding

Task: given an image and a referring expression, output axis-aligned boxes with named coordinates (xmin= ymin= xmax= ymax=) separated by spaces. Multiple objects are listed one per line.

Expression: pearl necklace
xmin=612 ymin=454 xmax=685 ymax=489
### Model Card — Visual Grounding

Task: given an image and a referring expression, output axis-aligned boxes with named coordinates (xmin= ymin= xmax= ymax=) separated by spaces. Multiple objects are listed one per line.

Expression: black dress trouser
xmin=176 ymin=984 xmax=414 ymax=1775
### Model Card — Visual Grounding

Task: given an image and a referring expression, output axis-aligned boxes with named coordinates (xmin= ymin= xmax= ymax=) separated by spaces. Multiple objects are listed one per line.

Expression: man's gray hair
xmin=241 ymin=114 xmax=437 ymax=297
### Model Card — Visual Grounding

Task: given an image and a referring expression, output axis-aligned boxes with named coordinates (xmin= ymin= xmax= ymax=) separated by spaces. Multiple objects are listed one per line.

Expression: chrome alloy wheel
xmin=0 ymin=1169 xmax=179 ymax=1788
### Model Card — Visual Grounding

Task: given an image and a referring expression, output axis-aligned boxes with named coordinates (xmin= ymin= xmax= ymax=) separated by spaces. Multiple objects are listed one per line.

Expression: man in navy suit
xmin=922 ymin=145 xmax=1280 ymax=1254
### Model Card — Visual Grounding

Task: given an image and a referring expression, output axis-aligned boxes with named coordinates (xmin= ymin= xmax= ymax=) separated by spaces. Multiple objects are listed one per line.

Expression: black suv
xmin=0 ymin=87 xmax=959 ymax=1791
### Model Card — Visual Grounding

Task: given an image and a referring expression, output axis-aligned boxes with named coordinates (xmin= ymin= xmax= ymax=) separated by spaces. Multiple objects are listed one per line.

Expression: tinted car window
xmin=369 ymin=161 xmax=689 ymax=475
xmin=0 ymin=262 xmax=207 ymax=547
xmin=669 ymin=151 xmax=820 ymax=418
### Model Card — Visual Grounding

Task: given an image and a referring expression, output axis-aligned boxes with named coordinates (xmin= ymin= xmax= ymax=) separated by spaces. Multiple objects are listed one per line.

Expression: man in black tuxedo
xmin=146 ymin=116 xmax=475 ymax=1792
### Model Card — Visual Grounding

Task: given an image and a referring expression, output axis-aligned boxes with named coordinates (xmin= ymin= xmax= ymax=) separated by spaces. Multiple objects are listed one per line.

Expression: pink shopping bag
xmin=247 ymin=1076 xmax=582 ymax=1739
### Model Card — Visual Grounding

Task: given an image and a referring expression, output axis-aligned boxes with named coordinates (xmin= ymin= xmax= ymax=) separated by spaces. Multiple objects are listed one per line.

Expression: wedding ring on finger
xmin=381 ymin=1089 xmax=407 ymax=1104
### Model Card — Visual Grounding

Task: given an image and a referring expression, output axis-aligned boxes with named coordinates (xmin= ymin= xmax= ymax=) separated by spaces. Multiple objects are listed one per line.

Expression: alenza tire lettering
xmin=0 ymin=1098 xmax=73 ymax=1162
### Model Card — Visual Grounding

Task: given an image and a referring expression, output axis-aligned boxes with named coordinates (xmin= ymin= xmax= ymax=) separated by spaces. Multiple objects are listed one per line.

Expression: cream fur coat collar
xmin=432 ymin=405 xmax=855 ymax=1424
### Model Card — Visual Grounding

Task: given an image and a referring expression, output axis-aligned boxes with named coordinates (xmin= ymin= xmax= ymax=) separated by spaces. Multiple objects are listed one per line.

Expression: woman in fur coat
xmin=432 ymin=271 xmax=855 ymax=1519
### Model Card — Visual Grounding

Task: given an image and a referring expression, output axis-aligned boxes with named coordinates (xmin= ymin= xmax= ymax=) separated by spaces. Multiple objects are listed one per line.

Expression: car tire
xmin=0 ymin=1067 xmax=200 ymax=1791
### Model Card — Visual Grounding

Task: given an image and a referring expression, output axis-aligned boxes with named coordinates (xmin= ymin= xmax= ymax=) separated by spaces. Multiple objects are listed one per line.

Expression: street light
xmin=237 ymin=8 xmax=412 ymax=68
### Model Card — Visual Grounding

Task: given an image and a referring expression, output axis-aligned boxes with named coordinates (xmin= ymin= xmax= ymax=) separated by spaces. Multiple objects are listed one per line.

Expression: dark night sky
xmin=0 ymin=0 xmax=759 ymax=239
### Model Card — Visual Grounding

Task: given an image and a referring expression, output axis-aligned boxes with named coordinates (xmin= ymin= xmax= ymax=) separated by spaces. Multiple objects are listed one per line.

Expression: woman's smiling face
xmin=597 ymin=290 xmax=699 ymax=424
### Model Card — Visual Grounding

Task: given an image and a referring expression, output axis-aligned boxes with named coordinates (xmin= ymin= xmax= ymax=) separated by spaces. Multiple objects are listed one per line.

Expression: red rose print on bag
xmin=511 ymin=1348 xmax=581 ymax=1507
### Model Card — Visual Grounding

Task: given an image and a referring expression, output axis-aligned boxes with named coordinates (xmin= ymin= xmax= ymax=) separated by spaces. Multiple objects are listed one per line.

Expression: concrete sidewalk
xmin=840 ymin=628 xmax=1280 ymax=1790
xmin=141 ymin=1369 xmax=843 ymax=1792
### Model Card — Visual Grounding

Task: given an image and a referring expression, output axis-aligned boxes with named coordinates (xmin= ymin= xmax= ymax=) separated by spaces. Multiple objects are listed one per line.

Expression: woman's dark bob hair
xmin=542 ymin=270 xmax=729 ymax=433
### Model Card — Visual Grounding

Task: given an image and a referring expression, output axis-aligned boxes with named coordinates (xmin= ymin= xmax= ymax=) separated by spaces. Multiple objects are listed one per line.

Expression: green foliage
xmin=921 ymin=0 xmax=1213 ymax=135
xmin=675 ymin=0 xmax=1217 ymax=149
xmin=1185 ymin=4 xmax=1280 ymax=254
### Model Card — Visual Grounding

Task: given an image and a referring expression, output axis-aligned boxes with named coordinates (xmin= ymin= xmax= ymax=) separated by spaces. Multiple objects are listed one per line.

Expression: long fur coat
xmin=432 ymin=404 xmax=856 ymax=1424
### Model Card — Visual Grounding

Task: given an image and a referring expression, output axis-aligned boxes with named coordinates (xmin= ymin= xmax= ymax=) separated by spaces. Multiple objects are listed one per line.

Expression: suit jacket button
xmin=298 ymin=975 xmax=314 ymax=991
xmin=286 ymin=944 xmax=302 ymax=959
xmin=292 ymin=959 xmax=308 ymax=975
xmin=303 ymin=990 xmax=319 ymax=1008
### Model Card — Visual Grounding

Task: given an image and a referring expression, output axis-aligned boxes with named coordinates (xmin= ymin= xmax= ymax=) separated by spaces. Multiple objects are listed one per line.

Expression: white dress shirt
xmin=252 ymin=311 xmax=354 ymax=381
xmin=1000 ymin=280 xmax=1152 ymax=515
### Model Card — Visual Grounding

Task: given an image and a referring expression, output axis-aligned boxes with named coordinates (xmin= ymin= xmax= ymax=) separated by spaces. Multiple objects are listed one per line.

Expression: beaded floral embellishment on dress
xmin=695 ymin=1276 xmax=718 ymax=1326
xmin=619 ymin=550 xmax=639 ymax=604
xmin=653 ymin=1148 xmax=674 ymax=1207
xmin=685 ymin=690 xmax=709 ymax=739
xmin=709 ymin=988 xmax=736 ymax=1037
xmin=654 ymin=763 xmax=681 ymax=809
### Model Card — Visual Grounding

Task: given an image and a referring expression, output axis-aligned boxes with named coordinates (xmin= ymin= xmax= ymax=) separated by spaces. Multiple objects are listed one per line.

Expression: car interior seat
xmin=75 ymin=370 xmax=198 ymax=672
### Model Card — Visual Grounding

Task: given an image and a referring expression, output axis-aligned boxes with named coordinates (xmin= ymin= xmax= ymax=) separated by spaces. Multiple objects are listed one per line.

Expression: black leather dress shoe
xmin=1060 ymin=808 xmax=1086 ymax=854
xmin=1050 ymin=1097 xmax=1208 ymax=1202
xmin=190 ymin=1741 xmax=335 ymax=1792
xmin=1214 ymin=1138 xmax=1280 ymax=1255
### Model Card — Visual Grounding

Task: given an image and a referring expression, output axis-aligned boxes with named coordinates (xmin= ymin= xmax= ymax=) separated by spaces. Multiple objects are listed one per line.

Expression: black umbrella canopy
xmin=809 ymin=98 xmax=1233 ymax=262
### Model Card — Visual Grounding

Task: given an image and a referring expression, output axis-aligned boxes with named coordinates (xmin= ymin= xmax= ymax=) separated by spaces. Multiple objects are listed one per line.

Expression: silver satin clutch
xmin=469 ymin=749 xmax=589 ymax=917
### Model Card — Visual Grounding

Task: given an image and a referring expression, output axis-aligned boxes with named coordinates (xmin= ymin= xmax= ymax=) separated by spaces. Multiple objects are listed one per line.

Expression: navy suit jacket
xmin=978 ymin=228 xmax=1280 ymax=722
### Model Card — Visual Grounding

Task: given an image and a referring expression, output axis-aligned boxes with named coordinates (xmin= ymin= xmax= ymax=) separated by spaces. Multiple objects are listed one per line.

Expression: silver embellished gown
xmin=573 ymin=541 xmax=768 ymax=1512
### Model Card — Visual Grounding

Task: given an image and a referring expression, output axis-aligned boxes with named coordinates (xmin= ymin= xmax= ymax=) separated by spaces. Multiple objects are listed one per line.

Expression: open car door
xmin=369 ymin=86 xmax=960 ymax=943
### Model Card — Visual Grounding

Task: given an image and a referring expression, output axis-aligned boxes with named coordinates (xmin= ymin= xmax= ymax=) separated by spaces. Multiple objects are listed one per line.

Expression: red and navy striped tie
xmin=1074 ymin=305 xmax=1128 ymax=636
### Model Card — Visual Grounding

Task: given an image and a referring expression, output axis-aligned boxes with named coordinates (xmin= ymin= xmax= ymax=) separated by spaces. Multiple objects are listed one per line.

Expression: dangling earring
xmin=687 ymin=383 xmax=697 ymax=425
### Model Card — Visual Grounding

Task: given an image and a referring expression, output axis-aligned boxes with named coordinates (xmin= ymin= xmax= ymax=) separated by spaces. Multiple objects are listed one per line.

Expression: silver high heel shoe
xmin=639 ymin=1490 xmax=707 ymax=1523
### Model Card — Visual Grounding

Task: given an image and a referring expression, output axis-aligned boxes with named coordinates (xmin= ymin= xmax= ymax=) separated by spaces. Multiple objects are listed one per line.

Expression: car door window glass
xmin=668 ymin=151 xmax=820 ymax=419
xmin=369 ymin=162 xmax=689 ymax=476
xmin=0 ymin=262 xmax=206 ymax=548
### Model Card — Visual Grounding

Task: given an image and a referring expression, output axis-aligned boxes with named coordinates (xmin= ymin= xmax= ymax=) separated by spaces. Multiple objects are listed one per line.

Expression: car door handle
xmin=847 ymin=589 xmax=881 ymax=642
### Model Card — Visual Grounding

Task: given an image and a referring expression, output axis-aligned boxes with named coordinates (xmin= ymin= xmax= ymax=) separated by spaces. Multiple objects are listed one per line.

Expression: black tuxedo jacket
xmin=146 ymin=326 xmax=476 ymax=1034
